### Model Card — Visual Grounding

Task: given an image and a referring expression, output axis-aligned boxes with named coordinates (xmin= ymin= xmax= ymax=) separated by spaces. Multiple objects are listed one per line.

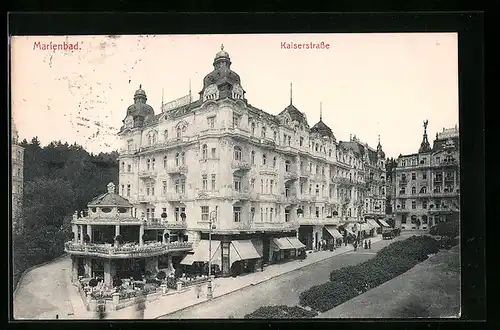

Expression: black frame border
xmin=7 ymin=11 xmax=486 ymax=330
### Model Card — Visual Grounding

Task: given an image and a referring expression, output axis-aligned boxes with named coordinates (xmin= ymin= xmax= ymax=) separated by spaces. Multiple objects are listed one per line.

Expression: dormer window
xmin=176 ymin=127 xmax=182 ymax=139
xmin=164 ymin=130 xmax=168 ymax=140
xmin=262 ymin=154 xmax=267 ymax=165
xmin=262 ymin=126 xmax=267 ymax=138
xmin=273 ymin=131 xmax=277 ymax=142
xmin=251 ymin=123 xmax=256 ymax=135
xmin=202 ymin=144 xmax=208 ymax=159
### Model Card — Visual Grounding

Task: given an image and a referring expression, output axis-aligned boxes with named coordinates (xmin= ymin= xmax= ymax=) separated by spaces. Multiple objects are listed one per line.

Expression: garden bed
xmin=244 ymin=305 xmax=318 ymax=319
xmin=298 ymin=235 xmax=442 ymax=312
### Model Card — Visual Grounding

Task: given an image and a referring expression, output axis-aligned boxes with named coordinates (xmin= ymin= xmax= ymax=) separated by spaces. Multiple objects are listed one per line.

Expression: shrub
xmin=112 ymin=277 xmax=123 ymax=288
xmin=89 ymin=278 xmax=98 ymax=287
xmin=115 ymin=235 xmax=123 ymax=244
xmin=133 ymin=271 xmax=143 ymax=281
xmin=300 ymin=235 xmax=441 ymax=313
xmin=83 ymin=234 xmax=91 ymax=243
xmin=156 ymin=271 xmax=166 ymax=281
xmin=245 ymin=305 xmax=318 ymax=319
xmin=430 ymin=222 xmax=459 ymax=238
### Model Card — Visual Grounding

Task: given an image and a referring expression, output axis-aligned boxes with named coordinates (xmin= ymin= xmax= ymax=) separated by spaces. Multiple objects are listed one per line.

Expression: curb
xmin=13 ymin=253 xmax=69 ymax=298
xmin=154 ymin=246 xmax=357 ymax=319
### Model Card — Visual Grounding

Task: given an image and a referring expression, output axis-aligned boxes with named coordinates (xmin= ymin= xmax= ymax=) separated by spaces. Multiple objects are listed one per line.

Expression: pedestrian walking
xmin=195 ymin=283 xmax=202 ymax=299
xmin=353 ymin=241 xmax=357 ymax=251
xmin=261 ymin=262 xmax=264 ymax=272
xmin=364 ymin=240 xmax=368 ymax=249
xmin=368 ymin=239 xmax=371 ymax=249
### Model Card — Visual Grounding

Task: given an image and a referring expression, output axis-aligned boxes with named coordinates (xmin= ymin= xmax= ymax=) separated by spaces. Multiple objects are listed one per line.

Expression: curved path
xmin=13 ymin=255 xmax=85 ymax=320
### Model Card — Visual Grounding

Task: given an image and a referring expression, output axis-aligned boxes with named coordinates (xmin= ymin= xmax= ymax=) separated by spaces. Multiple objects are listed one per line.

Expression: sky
xmin=10 ymin=33 xmax=458 ymax=158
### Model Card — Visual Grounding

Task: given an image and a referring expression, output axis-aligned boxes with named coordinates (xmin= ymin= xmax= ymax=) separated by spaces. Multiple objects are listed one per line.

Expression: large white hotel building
xmin=116 ymin=46 xmax=387 ymax=277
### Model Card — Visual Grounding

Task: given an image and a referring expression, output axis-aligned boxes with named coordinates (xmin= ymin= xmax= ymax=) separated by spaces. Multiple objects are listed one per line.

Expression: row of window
xmin=398 ymin=200 xmax=446 ymax=209
xmin=400 ymin=155 xmax=456 ymax=167
xmin=400 ymin=172 xmax=455 ymax=181
xmin=399 ymin=185 xmax=455 ymax=195
xmin=143 ymin=207 xmax=185 ymax=222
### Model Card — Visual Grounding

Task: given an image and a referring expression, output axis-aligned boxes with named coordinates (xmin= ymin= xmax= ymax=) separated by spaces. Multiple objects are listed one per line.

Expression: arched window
xmin=251 ymin=151 xmax=255 ymax=165
xmin=175 ymin=153 xmax=180 ymax=166
xmin=176 ymin=127 xmax=182 ymax=139
xmin=285 ymin=160 xmax=291 ymax=172
xmin=152 ymin=158 xmax=155 ymax=170
xmin=234 ymin=146 xmax=242 ymax=161
xmin=273 ymin=156 xmax=277 ymax=167
xmin=273 ymin=131 xmax=277 ymax=141
xmin=251 ymin=123 xmax=256 ymax=135
xmin=420 ymin=186 xmax=427 ymax=194
xmin=329 ymin=149 xmax=332 ymax=157
xmin=163 ymin=155 xmax=167 ymax=168
xmin=152 ymin=133 xmax=157 ymax=144
xmin=411 ymin=186 xmax=416 ymax=194
xmin=202 ymin=144 xmax=208 ymax=159
xmin=121 ymin=162 xmax=124 ymax=171
xmin=262 ymin=154 xmax=267 ymax=165
xmin=147 ymin=159 xmax=151 ymax=170
xmin=181 ymin=152 xmax=186 ymax=165
xmin=164 ymin=130 xmax=168 ymax=140
xmin=148 ymin=134 xmax=152 ymax=146
xmin=262 ymin=126 xmax=267 ymax=138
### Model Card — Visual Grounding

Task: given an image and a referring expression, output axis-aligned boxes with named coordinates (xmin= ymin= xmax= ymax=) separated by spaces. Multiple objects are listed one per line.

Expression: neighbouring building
xmin=116 ymin=45 xmax=387 ymax=277
xmin=64 ymin=182 xmax=193 ymax=286
xmin=394 ymin=121 xmax=460 ymax=230
xmin=11 ymin=119 xmax=24 ymax=231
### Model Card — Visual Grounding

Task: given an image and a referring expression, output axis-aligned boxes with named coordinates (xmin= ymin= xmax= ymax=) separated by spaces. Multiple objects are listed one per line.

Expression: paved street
xmin=13 ymin=255 xmax=74 ymax=320
xmin=159 ymin=233 xmax=416 ymax=319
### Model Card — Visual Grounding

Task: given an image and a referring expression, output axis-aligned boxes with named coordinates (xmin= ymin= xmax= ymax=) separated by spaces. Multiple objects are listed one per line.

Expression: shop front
xmin=367 ymin=219 xmax=382 ymax=235
xmin=323 ymin=226 xmax=344 ymax=248
xmin=270 ymin=236 xmax=306 ymax=263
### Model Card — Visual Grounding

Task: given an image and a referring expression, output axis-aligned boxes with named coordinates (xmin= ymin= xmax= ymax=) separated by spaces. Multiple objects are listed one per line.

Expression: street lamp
xmin=207 ymin=206 xmax=218 ymax=299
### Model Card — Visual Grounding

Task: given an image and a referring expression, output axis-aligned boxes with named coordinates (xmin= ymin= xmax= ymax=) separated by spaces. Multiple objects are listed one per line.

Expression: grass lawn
xmin=317 ymin=244 xmax=460 ymax=318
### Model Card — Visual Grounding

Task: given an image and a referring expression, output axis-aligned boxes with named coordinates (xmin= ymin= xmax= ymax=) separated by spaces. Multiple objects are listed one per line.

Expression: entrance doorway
xmin=262 ymin=236 xmax=270 ymax=263
xmin=315 ymin=232 xmax=319 ymax=250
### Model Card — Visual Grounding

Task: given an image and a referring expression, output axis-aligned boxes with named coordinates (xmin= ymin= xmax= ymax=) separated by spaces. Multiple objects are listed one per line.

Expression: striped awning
xmin=180 ymin=240 xmax=221 ymax=265
xmin=359 ymin=223 xmax=371 ymax=231
xmin=379 ymin=220 xmax=391 ymax=227
xmin=367 ymin=219 xmax=381 ymax=228
xmin=230 ymin=240 xmax=261 ymax=263
xmin=272 ymin=237 xmax=295 ymax=251
xmin=324 ymin=226 xmax=343 ymax=239
xmin=286 ymin=237 xmax=306 ymax=249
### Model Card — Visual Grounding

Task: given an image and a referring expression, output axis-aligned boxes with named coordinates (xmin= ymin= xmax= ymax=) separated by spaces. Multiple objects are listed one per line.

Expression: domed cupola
xmin=377 ymin=135 xmax=386 ymax=158
xmin=310 ymin=103 xmax=335 ymax=140
xmin=200 ymin=45 xmax=245 ymax=101
xmin=124 ymin=85 xmax=155 ymax=128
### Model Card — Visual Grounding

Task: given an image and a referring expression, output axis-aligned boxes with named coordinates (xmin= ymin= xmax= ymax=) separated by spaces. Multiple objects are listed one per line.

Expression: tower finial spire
xmin=378 ymin=134 xmax=380 ymax=145
xmin=161 ymin=87 xmax=164 ymax=105
xmin=320 ymin=102 xmax=323 ymax=121
xmin=221 ymin=44 xmax=224 ymax=51
xmin=290 ymin=82 xmax=293 ymax=105
xmin=139 ymin=84 xmax=142 ymax=89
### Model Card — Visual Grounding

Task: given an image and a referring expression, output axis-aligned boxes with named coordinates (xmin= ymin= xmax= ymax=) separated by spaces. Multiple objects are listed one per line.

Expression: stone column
xmin=115 ymin=225 xmax=120 ymax=236
xmin=104 ymin=259 xmax=112 ymax=287
xmin=167 ymin=254 xmax=174 ymax=272
xmin=86 ymin=225 xmax=92 ymax=242
xmin=72 ymin=225 xmax=78 ymax=243
xmin=161 ymin=230 xmax=166 ymax=243
xmin=79 ymin=225 xmax=84 ymax=243
xmin=71 ymin=256 xmax=78 ymax=282
xmin=84 ymin=258 xmax=92 ymax=278
xmin=139 ymin=225 xmax=144 ymax=246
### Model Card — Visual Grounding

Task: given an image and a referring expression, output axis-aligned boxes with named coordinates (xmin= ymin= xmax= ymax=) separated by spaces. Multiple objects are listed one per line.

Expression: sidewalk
xmin=102 ymin=236 xmax=382 ymax=319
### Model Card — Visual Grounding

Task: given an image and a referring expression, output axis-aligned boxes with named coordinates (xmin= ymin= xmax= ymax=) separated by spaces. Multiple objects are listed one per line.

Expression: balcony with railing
xmin=434 ymin=177 xmax=443 ymax=184
xmin=440 ymin=158 xmax=459 ymax=167
xmin=284 ymin=195 xmax=298 ymax=205
xmin=64 ymin=241 xmax=193 ymax=258
xmin=138 ymin=195 xmax=157 ymax=203
xmin=299 ymin=169 xmax=312 ymax=178
xmin=251 ymin=220 xmax=300 ymax=232
xmin=165 ymin=192 xmax=188 ymax=201
xmin=138 ymin=170 xmax=158 ymax=179
xmin=399 ymin=178 xmax=408 ymax=185
xmin=332 ymin=177 xmax=351 ymax=185
xmin=259 ymin=166 xmax=279 ymax=176
xmin=166 ymin=165 xmax=188 ymax=175
xmin=143 ymin=218 xmax=187 ymax=230
xmin=298 ymin=216 xmax=341 ymax=226
xmin=284 ymin=171 xmax=299 ymax=181
xmin=231 ymin=190 xmax=251 ymax=201
xmin=231 ymin=160 xmax=252 ymax=171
